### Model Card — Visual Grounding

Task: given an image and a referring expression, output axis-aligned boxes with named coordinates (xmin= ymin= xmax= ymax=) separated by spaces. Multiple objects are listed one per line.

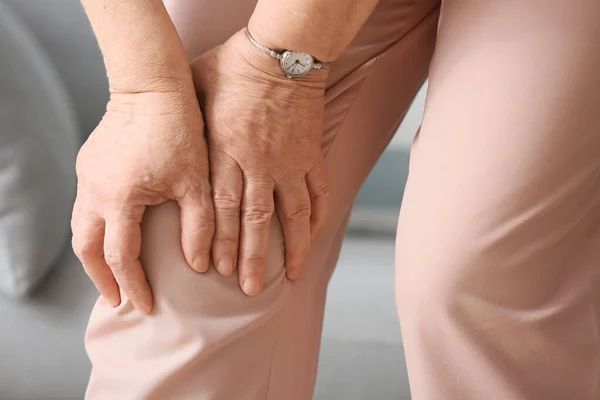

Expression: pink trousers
xmin=86 ymin=0 xmax=600 ymax=398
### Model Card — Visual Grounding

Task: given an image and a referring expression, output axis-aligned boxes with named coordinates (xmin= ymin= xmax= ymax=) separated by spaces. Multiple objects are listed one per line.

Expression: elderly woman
xmin=73 ymin=0 xmax=600 ymax=398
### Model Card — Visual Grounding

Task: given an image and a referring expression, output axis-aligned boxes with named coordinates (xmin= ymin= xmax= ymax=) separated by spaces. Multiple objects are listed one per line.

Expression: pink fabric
xmin=86 ymin=0 xmax=600 ymax=398
xmin=396 ymin=1 xmax=600 ymax=398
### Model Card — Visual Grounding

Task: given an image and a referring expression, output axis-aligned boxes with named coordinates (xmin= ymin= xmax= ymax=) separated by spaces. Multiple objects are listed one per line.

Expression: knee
xmin=139 ymin=201 xmax=287 ymax=314
xmin=395 ymin=232 xmax=488 ymax=321
xmin=86 ymin=201 xmax=289 ymax=362
xmin=86 ymin=202 xmax=289 ymax=399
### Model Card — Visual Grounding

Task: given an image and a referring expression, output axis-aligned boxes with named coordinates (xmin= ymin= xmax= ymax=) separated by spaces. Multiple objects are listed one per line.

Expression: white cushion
xmin=0 ymin=1 xmax=78 ymax=297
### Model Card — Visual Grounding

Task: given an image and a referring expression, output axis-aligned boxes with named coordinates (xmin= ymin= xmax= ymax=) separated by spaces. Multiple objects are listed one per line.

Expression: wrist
xmin=106 ymin=89 xmax=200 ymax=117
xmin=106 ymin=60 xmax=195 ymax=95
xmin=231 ymin=29 xmax=329 ymax=87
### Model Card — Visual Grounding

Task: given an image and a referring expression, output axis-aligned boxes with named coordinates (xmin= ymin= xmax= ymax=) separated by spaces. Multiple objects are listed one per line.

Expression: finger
xmin=211 ymin=154 xmax=243 ymax=277
xmin=306 ymin=158 xmax=331 ymax=237
xmin=176 ymin=178 xmax=215 ymax=273
xmin=72 ymin=206 xmax=120 ymax=307
xmin=275 ymin=178 xmax=311 ymax=281
xmin=104 ymin=210 xmax=152 ymax=314
xmin=238 ymin=173 xmax=275 ymax=296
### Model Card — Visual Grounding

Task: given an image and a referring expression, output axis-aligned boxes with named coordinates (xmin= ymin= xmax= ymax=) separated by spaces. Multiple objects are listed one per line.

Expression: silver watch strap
xmin=245 ymin=28 xmax=281 ymax=60
xmin=245 ymin=28 xmax=329 ymax=69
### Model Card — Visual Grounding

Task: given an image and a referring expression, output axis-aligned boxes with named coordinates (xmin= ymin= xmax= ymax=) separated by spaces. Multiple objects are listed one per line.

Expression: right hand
xmin=190 ymin=32 xmax=331 ymax=296
xmin=71 ymin=90 xmax=214 ymax=314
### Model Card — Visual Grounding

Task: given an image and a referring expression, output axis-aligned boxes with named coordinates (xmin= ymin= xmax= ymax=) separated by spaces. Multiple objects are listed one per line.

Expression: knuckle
xmin=192 ymin=249 xmax=210 ymax=259
xmin=179 ymin=177 xmax=212 ymax=200
xmin=244 ymin=254 xmax=266 ymax=269
xmin=245 ymin=172 xmax=274 ymax=189
xmin=104 ymin=249 xmax=133 ymax=272
xmin=311 ymin=181 xmax=331 ymax=199
xmin=243 ymin=205 xmax=273 ymax=226
xmin=284 ymin=205 xmax=311 ymax=226
xmin=191 ymin=218 xmax=216 ymax=232
xmin=72 ymin=237 xmax=98 ymax=262
xmin=182 ymin=211 xmax=215 ymax=234
xmin=213 ymin=190 xmax=241 ymax=210
xmin=138 ymin=171 xmax=154 ymax=186
xmin=212 ymin=236 xmax=238 ymax=248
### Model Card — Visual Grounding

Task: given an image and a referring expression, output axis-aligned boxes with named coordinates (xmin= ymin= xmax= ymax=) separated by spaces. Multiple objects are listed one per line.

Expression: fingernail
xmin=217 ymin=257 xmax=234 ymax=276
xmin=108 ymin=298 xmax=121 ymax=308
xmin=101 ymin=294 xmax=121 ymax=308
xmin=242 ymin=277 xmax=262 ymax=296
xmin=135 ymin=303 xmax=151 ymax=315
xmin=193 ymin=255 xmax=209 ymax=273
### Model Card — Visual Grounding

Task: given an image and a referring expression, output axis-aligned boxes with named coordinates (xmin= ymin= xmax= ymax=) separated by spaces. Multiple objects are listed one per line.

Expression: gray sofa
xmin=0 ymin=1 xmax=105 ymax=398
xmin=0 ymin=1 xmax=413 ymax=399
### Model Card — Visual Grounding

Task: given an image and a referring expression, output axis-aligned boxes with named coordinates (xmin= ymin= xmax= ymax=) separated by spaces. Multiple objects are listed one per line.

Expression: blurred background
xmin=0 ymin=1 xmax=426 ymax=398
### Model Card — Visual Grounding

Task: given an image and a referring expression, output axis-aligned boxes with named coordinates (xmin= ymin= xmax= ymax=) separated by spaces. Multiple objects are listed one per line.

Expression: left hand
xmin=191 ymin=29 xmax=331 ymax=296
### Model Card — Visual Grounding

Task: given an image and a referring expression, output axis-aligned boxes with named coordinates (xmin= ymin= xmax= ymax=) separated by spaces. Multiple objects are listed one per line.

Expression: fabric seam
xmin=323 ymin=73 xmax=372 ymax=158
xmin=263 ymin=313 xmax=283 ymax=400
xmin=322 ymin=5 xmax=439 ymax=157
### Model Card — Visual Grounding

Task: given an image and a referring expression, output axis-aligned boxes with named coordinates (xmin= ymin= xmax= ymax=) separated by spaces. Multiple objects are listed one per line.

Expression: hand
xmin=191 ymin=30 xmax=331 ymax=296
xmin=72 ymin=90 xmax=214 ymax=314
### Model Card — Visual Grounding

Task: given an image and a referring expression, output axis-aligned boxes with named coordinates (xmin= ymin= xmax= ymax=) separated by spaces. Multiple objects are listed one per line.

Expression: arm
xmin=191 ymin=0 xmax=380 ymax=296
xmin=81 ymin=0 xmax=192 ymax=93
xmin=249 ymin=0 xmax=380 ymax=62
xmin=73 ymin=0 xmax=214 ymax=314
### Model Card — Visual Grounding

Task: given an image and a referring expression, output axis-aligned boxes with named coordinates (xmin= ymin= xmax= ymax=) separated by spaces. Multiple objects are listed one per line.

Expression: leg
xmin=396 ymin=1 xmax=600 ymax=398
xmin=85 ymin=1 xmax=440 ymax=399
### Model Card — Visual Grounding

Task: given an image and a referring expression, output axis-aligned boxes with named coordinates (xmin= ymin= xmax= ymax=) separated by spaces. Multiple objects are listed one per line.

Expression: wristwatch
xmin=245 ymin=28 xmax=329 ymax=79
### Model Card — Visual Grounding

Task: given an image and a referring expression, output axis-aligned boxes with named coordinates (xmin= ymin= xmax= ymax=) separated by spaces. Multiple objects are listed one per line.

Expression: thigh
xmin=85 ymin=1 xmax=440 ymax=399
xmin=396 ymin=1 xmax=600 ymax=399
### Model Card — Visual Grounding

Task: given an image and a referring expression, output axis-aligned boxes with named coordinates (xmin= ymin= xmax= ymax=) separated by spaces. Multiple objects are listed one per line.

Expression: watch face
xmin=280 ymin=51 xmax=314 ymax=77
